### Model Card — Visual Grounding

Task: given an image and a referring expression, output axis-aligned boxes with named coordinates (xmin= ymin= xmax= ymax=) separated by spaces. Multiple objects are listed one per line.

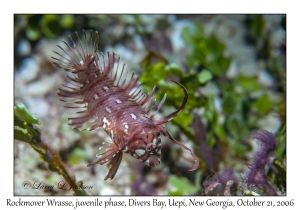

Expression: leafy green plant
xmin=14 ymin=103 xmax=88 ymax=195
xmin=182 ymin=22 xmax=230 ymax=76
xmin=168 ymin=175 xmax=199 ymax=195
xmin=138 ymin=19 xmax=285 ymax=195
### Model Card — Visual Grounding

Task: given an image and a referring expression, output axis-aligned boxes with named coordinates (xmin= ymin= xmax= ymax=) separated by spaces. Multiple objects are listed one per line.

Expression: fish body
xmin=51 ymin=30 xmax=199 ymax=180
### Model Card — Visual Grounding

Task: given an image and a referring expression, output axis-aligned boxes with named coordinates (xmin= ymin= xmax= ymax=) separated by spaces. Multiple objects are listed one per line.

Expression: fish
xmin=51 ymin=30 xmax=199 ymax=180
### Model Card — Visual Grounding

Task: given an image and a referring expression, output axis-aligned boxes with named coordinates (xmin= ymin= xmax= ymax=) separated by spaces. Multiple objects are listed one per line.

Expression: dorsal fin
xmin=51 ymin=30 xmax=167 ymax=115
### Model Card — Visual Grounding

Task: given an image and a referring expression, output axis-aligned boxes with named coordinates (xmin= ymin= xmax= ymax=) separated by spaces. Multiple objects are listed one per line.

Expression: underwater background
xmin=14 ymin=14 xmax=286 ymax=195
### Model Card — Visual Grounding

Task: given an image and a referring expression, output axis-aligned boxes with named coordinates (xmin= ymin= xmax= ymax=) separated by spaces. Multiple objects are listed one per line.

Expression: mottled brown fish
xmin=51 ymin=30 xmax=199 ymax=180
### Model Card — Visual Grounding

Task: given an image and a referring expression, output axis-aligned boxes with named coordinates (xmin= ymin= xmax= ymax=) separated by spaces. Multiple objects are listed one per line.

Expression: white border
xmin=3 ymin=0 xmax=299 ymax=209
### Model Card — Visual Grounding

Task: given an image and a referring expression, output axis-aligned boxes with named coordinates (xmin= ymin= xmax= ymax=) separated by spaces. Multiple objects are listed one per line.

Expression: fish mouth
xmin=144 ymin=154 xmax=161 ymax=167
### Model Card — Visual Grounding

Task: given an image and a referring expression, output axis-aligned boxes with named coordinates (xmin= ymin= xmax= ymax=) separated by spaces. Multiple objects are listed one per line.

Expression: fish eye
xmin=146 ymin=143 xmax=156 ymax=153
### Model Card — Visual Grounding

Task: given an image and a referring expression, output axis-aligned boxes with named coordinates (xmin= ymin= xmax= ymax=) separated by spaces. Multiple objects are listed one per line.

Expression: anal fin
xmin=104 ymin=151 xmax=123 ymax=180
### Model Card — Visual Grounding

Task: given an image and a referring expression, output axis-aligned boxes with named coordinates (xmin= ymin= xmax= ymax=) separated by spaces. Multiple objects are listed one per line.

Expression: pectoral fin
xmin=87 ymin=142 xmax=120 ymax=167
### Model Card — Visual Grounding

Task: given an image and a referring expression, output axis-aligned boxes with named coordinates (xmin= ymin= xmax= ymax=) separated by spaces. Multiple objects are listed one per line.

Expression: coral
xmin=203 ymin=168 xmax=238 ymax=195
xmin=246 ymin=129 xmax=278 ymax=195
